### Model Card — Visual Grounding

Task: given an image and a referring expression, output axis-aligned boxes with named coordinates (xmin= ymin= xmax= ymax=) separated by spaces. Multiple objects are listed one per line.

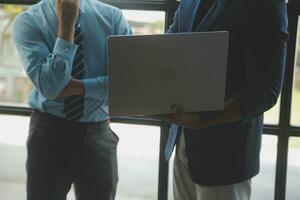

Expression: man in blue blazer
xmin=162 ymin=0 xmax=288 ymax=199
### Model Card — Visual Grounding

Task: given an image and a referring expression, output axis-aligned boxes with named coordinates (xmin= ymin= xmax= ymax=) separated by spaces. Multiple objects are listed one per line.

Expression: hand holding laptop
xmin=148 ymin=98 xmax=241 ymax=129
xmin=147 ymin=105 xmax=219 ymax=129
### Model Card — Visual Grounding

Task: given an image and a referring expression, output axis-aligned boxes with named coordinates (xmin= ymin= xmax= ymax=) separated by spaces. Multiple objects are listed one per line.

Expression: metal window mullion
xmin=158 ymin=123 xmax=171 ymax=200
xmin=263 ymin=126 xmax=283 ymax=136
xmin=0 ymin=0 xmax=38 ymax=4
xmin=102 ymin=1 xmax=169 ymax=11
xmin=274 ymin=2 xmax=299 ymax=200
xmin=0 ymin=0 xmax=169 ymax=11
xmin=288 ymin=126 xmax=300 ymax=136
xmin=157 ymin=1 xmax=178 ymax=199
xmin=275 ymin=134 xmax=290 ymax=200
xmin=0 ymin=106 xmax=32 ymax=116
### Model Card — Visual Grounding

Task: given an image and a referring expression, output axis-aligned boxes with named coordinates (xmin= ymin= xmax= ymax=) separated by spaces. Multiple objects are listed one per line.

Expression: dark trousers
xmin=26 ymin=110 xmax=119 ymax=200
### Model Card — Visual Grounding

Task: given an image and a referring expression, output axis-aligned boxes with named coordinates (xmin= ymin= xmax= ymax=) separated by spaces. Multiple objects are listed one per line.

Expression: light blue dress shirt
xmin=12 ymin=0 xmax=132 ymax=122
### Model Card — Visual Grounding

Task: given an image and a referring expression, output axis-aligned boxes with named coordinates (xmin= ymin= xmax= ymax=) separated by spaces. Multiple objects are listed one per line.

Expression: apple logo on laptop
xmin=160 ymin=65 xmax=177 ymax=83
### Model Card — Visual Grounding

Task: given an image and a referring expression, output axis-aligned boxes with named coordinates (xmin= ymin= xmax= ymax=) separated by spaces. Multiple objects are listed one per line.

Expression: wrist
xmin=215 ymin=98 xmax=241 ymax=124
xmin=58 ymin=23 xmax=75 ymax=42
xmin=203 ymin=111 xmax=223 ymax=127
xmin=71 ymin=79 xmax=84 ymax=95
xmin=211 ymin=111 xmax=227 ymax=125
xmin=77 ymin=79 xmax=85 ymax=95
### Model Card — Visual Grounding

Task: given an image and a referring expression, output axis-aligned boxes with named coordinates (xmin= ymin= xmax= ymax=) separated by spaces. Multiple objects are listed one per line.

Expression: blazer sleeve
xmin=167 ymin=3 xmax=181 ymax=33
xmin=234 ymin=0 xmax=289 ymax=121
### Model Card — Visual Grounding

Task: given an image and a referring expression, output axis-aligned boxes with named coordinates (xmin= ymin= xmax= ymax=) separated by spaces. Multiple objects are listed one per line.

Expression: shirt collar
xmin=48 ymin=0 xmax=86 ymax=13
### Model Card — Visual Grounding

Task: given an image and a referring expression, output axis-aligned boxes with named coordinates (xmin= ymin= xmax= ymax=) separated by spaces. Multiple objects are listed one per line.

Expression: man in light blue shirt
xmin=13 ymin=0 xmax=132 ymax=199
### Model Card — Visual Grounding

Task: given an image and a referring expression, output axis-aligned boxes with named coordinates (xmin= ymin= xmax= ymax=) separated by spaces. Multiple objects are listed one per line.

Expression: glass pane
xmin=252 ymin=135 xmax=277 ymax=200
xmin=112 ymin=123 xmax=160 ymax=200
xmin=0 ymin=115 xmax=28 ymax=200
xmin=286 ymin=137 xmax=300 ymax=200
xmin=122 ymin=10 xmax=165 ymax=34
xmin=264 ymin=97 xmax=280 ymax=125
xmin=0 ymin=5 xmax=32 ymax=106
xmin=291 ymin=17 xmax=300 ymax=126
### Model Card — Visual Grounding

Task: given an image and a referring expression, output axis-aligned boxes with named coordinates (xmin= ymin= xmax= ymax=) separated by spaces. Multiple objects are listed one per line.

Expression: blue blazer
xmin=168 ymin=0 xmax=288 ymax=185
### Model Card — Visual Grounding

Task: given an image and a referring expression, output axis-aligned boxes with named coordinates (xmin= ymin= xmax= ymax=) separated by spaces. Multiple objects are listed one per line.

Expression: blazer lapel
xmin=179 ymin=0 xmax=201 ymax=32
xmin=194 ymin=0 xmax=230 ymax=32
xmin=189 ymin=0 xmax=203 ymax=31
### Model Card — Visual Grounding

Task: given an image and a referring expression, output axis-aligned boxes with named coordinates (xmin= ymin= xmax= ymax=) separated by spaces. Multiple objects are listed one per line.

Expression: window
xmin=0 ymin=5 xmax=31 ymax=106
xmin=122 ymin=10 xmax=165 ymax=35
xmin=290 ymin=17 xmax=300 ymax=127
xmin=286 ymin=137 xmax=300 ymax=200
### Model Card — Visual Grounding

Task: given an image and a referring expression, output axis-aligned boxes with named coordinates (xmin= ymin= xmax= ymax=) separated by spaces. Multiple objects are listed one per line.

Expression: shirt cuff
xmin=82 ymin=77 xmax=108 ymax=99
xmin=53 ymin=38 xmax=77 ymax=62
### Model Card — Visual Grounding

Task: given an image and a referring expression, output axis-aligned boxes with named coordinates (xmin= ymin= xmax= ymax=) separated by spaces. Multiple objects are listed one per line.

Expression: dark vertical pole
xmin=274 ymin=136 xmax=289 ymax=200
xmin=158 ymin=123 xmax=171 ymax=200
xmin=274 ymin=1 xmax=299 ymax=200
xmin=158 ymin=1 xmax=179 ymax=200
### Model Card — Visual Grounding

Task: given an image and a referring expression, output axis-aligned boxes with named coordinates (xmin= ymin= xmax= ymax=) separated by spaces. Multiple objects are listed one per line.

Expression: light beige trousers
xmin=173 ymin=133 xmax=252 ymax=200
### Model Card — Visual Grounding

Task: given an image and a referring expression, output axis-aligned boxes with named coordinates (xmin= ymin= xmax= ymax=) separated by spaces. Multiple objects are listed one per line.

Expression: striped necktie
xmin=63 ymin=22 xmax=85 ymax=121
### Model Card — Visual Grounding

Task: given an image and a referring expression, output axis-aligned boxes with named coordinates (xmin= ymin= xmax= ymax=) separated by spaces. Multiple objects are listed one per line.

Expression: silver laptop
xmin=107 ymin=31 xmax=229 ymax=116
